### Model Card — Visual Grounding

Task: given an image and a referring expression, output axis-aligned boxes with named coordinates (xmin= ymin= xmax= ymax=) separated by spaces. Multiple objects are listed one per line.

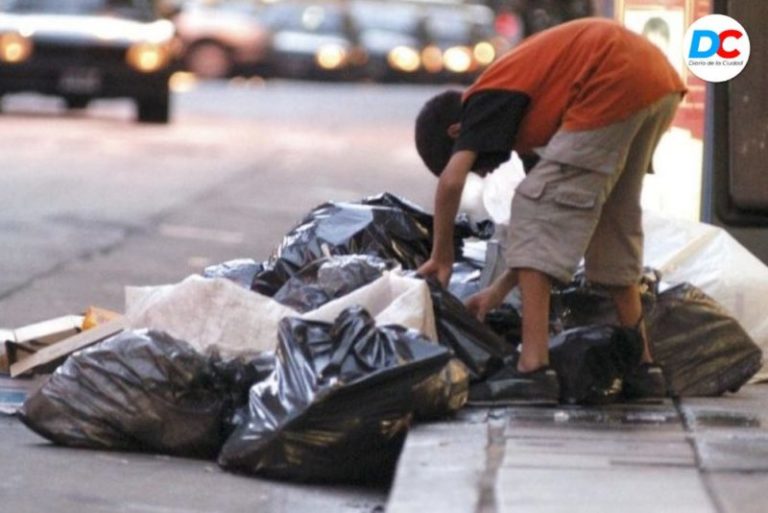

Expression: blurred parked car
xmin=172 ymin=0 xmax=271 ymax=79
xmin=349 ymin=0 xmax=504 ymax=84
xmin=260 ymin=0 xmax=366 ymax=80
xmin=349 ymin=0 xmax=426 ymax=82
xmin=422 ymin=2 xmax=505 ymax=83
xmin=0 ymin=0 xmax=176 ymax=123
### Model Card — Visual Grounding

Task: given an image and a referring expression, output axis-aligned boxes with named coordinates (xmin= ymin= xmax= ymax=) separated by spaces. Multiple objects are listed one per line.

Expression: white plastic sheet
xmin=126 ymin=276 xmax=295 ymax=358
xmin=302 ymin=272 xmax=438 ymax=341
xmin=126 ymin=272 xmax=437 ymax=358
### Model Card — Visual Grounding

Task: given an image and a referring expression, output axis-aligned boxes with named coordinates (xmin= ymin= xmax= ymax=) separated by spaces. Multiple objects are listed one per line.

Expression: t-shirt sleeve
xmin=453 ymin=89 xmax=530 ymax=171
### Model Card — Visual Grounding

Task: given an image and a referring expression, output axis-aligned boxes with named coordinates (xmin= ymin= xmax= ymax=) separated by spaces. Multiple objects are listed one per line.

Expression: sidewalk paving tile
xmin=703 ymin=472 xmax=768 ymax=513
xmin=386 ymin=421 xmax=488 ymax=513
xmin=496 ymin=467 xmax=717 ymax=513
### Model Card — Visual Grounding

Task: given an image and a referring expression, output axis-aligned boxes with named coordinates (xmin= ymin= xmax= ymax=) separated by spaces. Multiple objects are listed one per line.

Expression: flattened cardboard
xmin=10 ymin=317 xmax=127 ymax=378
xmin=12 ymin=315 xmax=84 ymax=345
xmin=3 ymin=315 xmax=85 ymax=373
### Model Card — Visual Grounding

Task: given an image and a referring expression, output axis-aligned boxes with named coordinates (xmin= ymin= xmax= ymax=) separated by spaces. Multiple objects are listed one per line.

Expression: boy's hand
xmin=465 ymin=270 xmax=519 ymax=321
xmin=417 ymin=257 xmax=453 ymax=288
xmin=465 ymin=287 xmax=500 ymax=322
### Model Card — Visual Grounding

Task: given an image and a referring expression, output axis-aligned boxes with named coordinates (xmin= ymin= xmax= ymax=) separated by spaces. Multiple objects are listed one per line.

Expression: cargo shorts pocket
xmin=553 ymin=187 xmax=598 ymax=210
xmin=514 ymin=176 xmax=547 ymax=200
xmin=511 ymin=176 xmax=548 ymax=221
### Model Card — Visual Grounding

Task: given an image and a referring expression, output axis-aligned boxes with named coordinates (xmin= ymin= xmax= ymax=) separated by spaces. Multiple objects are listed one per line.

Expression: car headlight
xmin=126 ymin=42 xmax=171 ymax=73
xmin=473 ymin=41 xmax=496 ymax=66
xmin=316 ymin=44 xmax=348 ymax=70
xmin=421 ymin=45 xmax=443 ymax=73
xmin=0 ymin=32 xmax=33 ymax=64
xmin=387 ymin=46 xmax=420 ymax=73
xmin=443 ymin=46 xmax=472 ymax=73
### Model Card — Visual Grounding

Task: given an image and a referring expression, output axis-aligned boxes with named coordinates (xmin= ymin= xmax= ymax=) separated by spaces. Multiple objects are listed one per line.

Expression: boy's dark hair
xmin=415 ymin=90 xmax=463 ymax=177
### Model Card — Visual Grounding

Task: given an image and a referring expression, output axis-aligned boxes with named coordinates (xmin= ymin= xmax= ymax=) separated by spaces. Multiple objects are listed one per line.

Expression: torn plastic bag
xmin=552 ymin=271 xmax=762 ymax=396
xmin=646 ymin=283 xmax=762 ymax=396
xmin=20 ymin=330 xmax=233 ymax=458
xmin=218 ymin=307 xmax=451 ymax=483
xmin=273 ymin=255 xmax=395 ymax=313
xmin=202 ymin=258 xmax=266 ymax=289
xmin=550 ymin=325 xmax=644 ymax=405
xmin=251 ymin=193 xmax=491 ymax=296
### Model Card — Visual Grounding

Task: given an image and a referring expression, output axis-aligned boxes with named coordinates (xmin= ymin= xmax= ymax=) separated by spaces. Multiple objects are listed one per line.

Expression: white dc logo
xmin=684 ymin=14 xmax=750 ymax=82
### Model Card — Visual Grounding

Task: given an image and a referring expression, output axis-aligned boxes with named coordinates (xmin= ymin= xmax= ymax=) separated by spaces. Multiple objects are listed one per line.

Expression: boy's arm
xmin=417 ymin=150 xmax=477 ymax=287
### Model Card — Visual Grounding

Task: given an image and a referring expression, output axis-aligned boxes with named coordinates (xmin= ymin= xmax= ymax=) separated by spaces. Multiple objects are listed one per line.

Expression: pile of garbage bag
xmin=18 ymin=193 xmax=764 ymax=483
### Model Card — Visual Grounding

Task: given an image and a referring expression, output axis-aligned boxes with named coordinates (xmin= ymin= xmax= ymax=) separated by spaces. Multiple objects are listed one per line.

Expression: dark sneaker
xmin=623 ymin=363 xmax=668 ymax=402
xmin=468 ymin=364 xmax=560 ymax=406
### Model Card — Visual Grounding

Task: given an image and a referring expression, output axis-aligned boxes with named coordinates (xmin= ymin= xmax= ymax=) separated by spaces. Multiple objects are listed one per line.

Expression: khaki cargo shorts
xmin=504 ymin=93 xmax=681 ymax=286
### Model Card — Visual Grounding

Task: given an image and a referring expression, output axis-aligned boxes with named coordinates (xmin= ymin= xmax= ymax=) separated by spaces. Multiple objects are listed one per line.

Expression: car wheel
xmin=136 ymin=93 xmax=170 ymax=124
xmin=185 ymin=41 xmax=233 ymax=79
xmin=64 ymin=96 xmax=90 ymax=110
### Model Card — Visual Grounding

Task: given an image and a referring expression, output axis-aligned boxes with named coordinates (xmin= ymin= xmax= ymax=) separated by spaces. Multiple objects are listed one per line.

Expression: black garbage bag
xmin=485 ymin=304 xmax=523 ymax=348
xmin=273 ymin=255 xmax=395 ymax=313
xmin=251 ymin=193 xmax=491 ymax=296
xmin=210 ymin=350 xmax=277 ymax=435
xmin=550 ymin=325 xmax=644 ymax=405
xmin=19 ymin=330 xmax=233 ymax=458
xmin=362 ymin=193 xmax=493 ymax=241
xmin=552 ymin=269 xmax=660 ymax=329
xmin=426 ymin=279 xmax=513 ymax=381
xmin=646 ymin=283 xmax=763 ymax=396
xmin=202 ymin=258 xmax=267 ymax=289
xmin=218 ymin=307 xmax=451 ymax=483
xmin=269 ymin=256 xmax=470 ymax=418
xmin=551 ymin=271 xmax=762 ymax=396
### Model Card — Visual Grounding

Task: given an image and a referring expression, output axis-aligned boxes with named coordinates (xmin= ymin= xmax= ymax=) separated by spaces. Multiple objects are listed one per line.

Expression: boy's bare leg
xmin=609 ymin=283 xmax=653 ymax=363
xmin=517 ymin=268 xmax=552 ymax=372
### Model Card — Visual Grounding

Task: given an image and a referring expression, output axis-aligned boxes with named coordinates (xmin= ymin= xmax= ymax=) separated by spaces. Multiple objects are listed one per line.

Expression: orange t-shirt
xmin=462 ymin=18 xmax=686 ymax=156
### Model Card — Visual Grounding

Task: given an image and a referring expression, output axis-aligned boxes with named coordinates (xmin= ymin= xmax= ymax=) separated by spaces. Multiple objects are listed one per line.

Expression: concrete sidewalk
xmin=387 ymin=384 xmax=768 ymax=513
